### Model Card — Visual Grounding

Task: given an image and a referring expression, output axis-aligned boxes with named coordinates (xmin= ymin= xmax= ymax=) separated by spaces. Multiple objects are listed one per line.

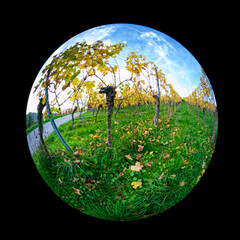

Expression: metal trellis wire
xmin=45 ymin=70 xmax=73 ymax=155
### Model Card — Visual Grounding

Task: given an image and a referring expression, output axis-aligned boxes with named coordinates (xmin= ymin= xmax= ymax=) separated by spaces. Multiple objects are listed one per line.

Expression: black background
xmin=10 ymin=2 xmax=233 ymax=237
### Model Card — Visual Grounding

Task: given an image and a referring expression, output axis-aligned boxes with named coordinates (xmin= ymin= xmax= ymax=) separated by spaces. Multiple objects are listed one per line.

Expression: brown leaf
xmin=136 ymin=154 xmax=143 ymax=160
xmin=138 ymin=145 xmax=144 ymax=152
xmin=158 ymin=172 xmax=164 ymax=180
xmin=164 ymin=154 xmax=170 ymax=159
xmin=138 ymin=140 xmax=145 ymax=144
xmin=125 ymin=154 xmax=133 ymax=160
xmin=180 ymin=181 xmax=185 ymax=187
xmin=73 ymin=159 xmax=80 ymax=164
xmin=142 ymin=130 xmax=149 ymax=136
xmin=118 ymin=172 xmax=124 ymax=178
xmin=130 ymin=162 xmax=143 ymax=172
xmin=90 ymin=142 xmax=94 ymax=146
xmin=58 ymin=178 xmax=63 ymax=184
xmin=145 ymin=162 xmax=152 ymax=167
xmin=72 ymin=187 xmax=81 ymax=195
xmin=85 ymin=182 xmax=92 ymax=189
xmin=131 ymin=181 xmax=142 ymax=189
xmin=80 ymin=177 xmax=85 ymax=184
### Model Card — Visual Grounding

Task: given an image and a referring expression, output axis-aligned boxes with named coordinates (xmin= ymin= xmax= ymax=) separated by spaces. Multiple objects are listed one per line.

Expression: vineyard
xmin=30 ymin=39 xmax=218 ymax=221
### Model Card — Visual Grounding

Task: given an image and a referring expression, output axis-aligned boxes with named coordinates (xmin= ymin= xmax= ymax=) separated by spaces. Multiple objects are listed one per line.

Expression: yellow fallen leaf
xmin=130 ymin=162 xmax=143 ymax=172
xmin=149 ymin=151 xmax=153 ymax=155
xmin=125 ymin=154 xmax=133 ymax=160
xmin=175 ymin=146 xmax=180 ymax=149
xmin=131 ymin=181 xmax=142 ymax=189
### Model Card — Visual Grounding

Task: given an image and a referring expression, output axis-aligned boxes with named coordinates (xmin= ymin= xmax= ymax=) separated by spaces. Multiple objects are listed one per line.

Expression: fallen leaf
xmin=80 ymin=177 xmax=85 ymax=184
xmin=73 ymin=159 xmax=80 ymax=164
xmin=131 ymin=181 xmax=142 ymax=189
xmin=143 ymin=130 xmax=149 ymax=136
xmin=202 ymin=161 xmax=206 ymax=168
xmin=158 ymin=172 xmax=164 ymax=180
xmin=170 ymin=174 xmax=176 ymax=178
xmin=125 ymin=154 xmax=133 ymax=160
xmin=175 ymin=146 xmax=180 ymax=149
xmin=145 ymin=162 xmax=152 ymax=167
xmin=90 ymin=142 xmax=94 ymax=146
xmin=164 ymin=154 xmax=170 ymax=159
xmin=118 ymin=172 xmax=124 ymax=178
xmin=85 ymin=182 xmax=92 ymax=190
xmin=138 ymin=140 xmax=145 ymax=144
xmin=130 ymin=162 xmax=143 ymax=172
xmin=72 ymin=187 xmax=81 ymax=195
xmin=136 ymin=154 xmax=143 ymax=160
xmin=58 ymin=178 xmax=63 ymax=184
xmin=96 ymin=129 xmax=101 ymax=132
xmin=149 ymin=151 xmax=153 ymax=155
xmin=180 ymin=181 xmax=185 ymax=187
xmin=138 ymin=145 xmax=144 ymax=152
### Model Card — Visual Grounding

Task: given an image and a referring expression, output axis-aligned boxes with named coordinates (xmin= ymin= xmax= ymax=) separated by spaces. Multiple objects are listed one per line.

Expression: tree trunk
xmin=99 ymin=86 xmax=116 ymax=147
xmin=115 ymin=101 xmax=122 ymax=118
xmin=72 ymin=106 xmax=78 ymax=128
xmin=153 ymin=95 xmax=160 ymax=126
xmin=95 ymin=104 xmax=103 ymax=122
xmin=202 ymin=107 xmax=205 ymax=124
xmin=211 ymin=106 xmax=218 ymax=144
xmin=154 ymin=65 xmax=160 ymax=126
xmin=168 ymin=101 xmax=171 ymax=118
xmin=37 ymin=98 xmax=48 ymax=154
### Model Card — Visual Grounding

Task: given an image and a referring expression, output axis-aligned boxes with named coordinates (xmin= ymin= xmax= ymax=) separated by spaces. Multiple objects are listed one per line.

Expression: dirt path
xmin=26 ymin=113 xmax=80 ymax=155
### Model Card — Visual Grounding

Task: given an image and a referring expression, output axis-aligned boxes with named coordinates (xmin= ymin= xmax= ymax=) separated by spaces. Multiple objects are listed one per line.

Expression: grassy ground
xmin=32 ymin=101 xmax=217 ymax=221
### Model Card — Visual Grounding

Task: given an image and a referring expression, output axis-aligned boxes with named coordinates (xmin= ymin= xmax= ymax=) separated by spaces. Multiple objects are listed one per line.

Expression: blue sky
xmin=27 ymin=23 xmax=205 ymax=113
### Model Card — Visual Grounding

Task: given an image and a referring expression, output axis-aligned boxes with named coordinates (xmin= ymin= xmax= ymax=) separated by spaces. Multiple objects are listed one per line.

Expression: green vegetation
xmin=32 ymin=100 xmax=216 ymax=221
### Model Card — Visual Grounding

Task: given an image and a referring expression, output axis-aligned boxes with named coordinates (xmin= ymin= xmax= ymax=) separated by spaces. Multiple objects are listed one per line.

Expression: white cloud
xmin=103 ymin=39 xmax=111 ymax=45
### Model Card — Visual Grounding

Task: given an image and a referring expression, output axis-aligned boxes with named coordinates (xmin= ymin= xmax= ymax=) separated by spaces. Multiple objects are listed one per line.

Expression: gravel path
xmin=26 ymin=113 xmax=80 ymax=155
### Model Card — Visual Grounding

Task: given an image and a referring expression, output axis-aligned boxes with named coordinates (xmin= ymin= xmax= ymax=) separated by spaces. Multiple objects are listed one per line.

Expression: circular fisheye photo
xmin=26 ymin=23 xmax=218 ymax=221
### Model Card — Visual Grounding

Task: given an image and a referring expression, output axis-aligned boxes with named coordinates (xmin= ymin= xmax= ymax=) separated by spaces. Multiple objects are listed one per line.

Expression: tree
xmin=26 ymin=112 xmax=34 ymax=128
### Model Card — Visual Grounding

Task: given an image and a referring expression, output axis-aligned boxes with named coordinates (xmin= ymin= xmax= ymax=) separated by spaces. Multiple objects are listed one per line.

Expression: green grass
xmin=32 ymin=101 xmax=217 ymax=221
